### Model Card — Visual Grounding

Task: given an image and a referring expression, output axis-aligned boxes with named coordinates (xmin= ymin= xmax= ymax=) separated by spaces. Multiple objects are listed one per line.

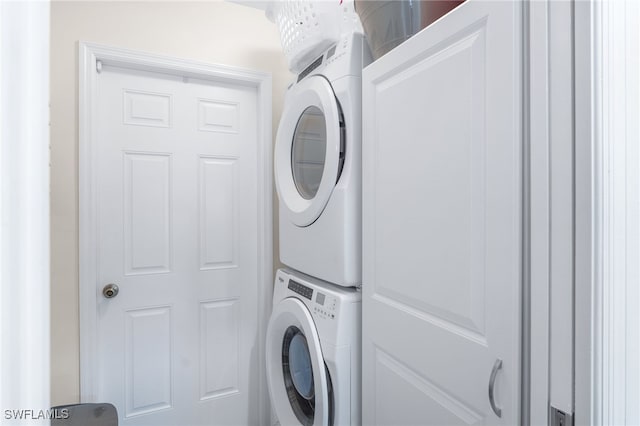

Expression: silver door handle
xmin=102 ymin=283 xmax=119 ymax=299
xmin=488 ymin=358 xmax=503 ymax=418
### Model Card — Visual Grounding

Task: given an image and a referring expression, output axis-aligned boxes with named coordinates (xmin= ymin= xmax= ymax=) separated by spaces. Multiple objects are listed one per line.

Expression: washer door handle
xmin=488 ymin=358 xmax=503 ymax=418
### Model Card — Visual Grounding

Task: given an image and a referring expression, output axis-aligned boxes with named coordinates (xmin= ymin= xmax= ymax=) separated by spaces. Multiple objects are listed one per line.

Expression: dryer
xmin=266 ymin=269 xmax=361 ymax=426
xmin=275 ymin=32 xmax=371 ymax=287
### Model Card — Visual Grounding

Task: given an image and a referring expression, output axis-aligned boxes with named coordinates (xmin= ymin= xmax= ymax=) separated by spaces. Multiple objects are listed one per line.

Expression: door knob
xmin=102 ymin=283 xmax=119 ymax=299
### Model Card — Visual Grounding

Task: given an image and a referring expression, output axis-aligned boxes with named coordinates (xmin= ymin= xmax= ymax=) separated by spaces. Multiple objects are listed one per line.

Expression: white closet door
xmin=362 ymin=1 xmax=522 ymax=424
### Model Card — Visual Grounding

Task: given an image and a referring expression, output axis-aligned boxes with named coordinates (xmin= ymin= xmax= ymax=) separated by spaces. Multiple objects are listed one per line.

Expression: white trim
xmin=78 ymin=43 xmax=273 ymax=424
xmin=528 ymin=1 xmax=579 ymax=422
xmin=574 ymin=0 xmax=597 ymax=423
xmin=592 ymin=1 xmax=640 ymax=424
xmin=527 ymin=0 xmax=551 ymax=423
xmin=0 ymin=0 xmax=50 ymax=421
xmin=548 ymin=0 xmax=576 ymax=416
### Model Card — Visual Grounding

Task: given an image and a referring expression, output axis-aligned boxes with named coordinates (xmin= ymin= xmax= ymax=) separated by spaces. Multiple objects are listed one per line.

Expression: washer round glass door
xmin=266 ymin=297 xmax=331 ymax=426
xmin=282 ymin=326 xmax=315 ymax=423
xmin=275 ymin=76 xmax=343 ymax=227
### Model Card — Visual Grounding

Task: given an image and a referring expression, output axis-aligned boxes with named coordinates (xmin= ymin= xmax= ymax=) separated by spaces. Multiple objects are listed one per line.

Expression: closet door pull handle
xmin=488 ymin=358 xmax=503 ymax=418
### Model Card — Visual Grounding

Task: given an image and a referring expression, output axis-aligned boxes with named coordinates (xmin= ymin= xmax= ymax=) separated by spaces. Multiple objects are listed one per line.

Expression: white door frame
xmin=78 ymin=42 xmax=273 ymax=423
xmin=575 ymin=0 xmax=640 ymax=424
xmin=527 ymin=1 xmax=551 ymax=423
xmin=574 ymin=1 xmax=597 ymax=422
xmin=527 ymin=1 xmax=577 ymax=423
xmin=526 ymin=1 xmax=640 ymax=423
xmin=0 ymin=0 xmax=50 ymax=419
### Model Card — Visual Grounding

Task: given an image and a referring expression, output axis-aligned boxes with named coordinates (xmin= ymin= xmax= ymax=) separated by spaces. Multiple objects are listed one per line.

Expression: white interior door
xmin=94 ymin=62 xmax=260 ymax=425
xmin=362 ymin=1 xmax=522 ymax=424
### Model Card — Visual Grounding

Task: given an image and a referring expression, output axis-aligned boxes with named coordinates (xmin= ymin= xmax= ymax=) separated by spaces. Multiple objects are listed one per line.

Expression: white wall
xmin=50 ymin=0 xmax=291 ymax=405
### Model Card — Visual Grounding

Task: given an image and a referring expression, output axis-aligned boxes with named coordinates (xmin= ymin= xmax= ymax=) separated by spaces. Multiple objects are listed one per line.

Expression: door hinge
xmin=96 ymin=60 xmax=103 ymax=74
xmin=549 ymin=406 xmax=573 ymax=426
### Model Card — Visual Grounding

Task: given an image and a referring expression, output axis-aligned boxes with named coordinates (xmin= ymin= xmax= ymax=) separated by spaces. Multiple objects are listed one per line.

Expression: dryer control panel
xmin=293 ymin=32 xmax=371 ymax=85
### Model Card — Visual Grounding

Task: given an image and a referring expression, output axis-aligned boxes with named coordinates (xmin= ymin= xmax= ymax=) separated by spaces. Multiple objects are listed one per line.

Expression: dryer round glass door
xmin=266 ymin=297 xmax=332 ymax=426
xmin=291 ymin=106 xmax=327 ymax=200
xmin=275 ymin=76 xmax=344 ymax=227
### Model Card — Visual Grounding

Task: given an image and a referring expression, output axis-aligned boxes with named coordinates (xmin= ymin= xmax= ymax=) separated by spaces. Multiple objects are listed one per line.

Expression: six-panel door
xmin=95 ymin=65 xmax=260 ymax=425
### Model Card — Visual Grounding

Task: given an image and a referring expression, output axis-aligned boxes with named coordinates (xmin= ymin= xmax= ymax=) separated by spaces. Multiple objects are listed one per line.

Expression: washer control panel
xmin=281 ymin=272 xmax=350 ymax=322
xmin=288 ymin=279 xmax=313 ymax=300
xmin=313 ymin=290 xmax=337 ymax=320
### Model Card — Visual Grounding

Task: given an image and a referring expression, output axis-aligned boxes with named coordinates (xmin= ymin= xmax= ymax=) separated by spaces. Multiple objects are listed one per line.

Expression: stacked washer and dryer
xmin=265 ymin=2 xmax=371 ymax=425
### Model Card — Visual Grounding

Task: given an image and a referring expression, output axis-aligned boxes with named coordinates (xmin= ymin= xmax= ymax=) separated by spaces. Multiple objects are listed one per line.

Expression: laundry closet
xmin=39 ymin=0 xmax=620 ymax=425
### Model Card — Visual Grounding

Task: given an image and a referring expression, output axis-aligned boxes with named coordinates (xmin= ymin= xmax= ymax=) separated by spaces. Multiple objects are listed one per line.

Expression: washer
xmin=266 ymin=269 xmax=361 ymax=426
xmin=275 ymin=32 xmax=371 ymax=287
